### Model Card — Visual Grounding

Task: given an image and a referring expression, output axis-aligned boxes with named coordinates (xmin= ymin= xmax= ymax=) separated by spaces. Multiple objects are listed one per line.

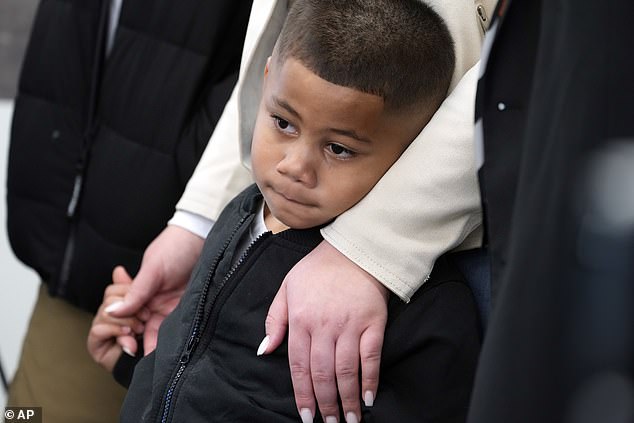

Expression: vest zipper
xmin=159 ymin=218 xmax=271 ymax=423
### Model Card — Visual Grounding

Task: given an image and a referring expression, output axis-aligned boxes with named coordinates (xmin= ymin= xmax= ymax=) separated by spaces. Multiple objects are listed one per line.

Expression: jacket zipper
xmin=56 ymin=0 xmax=111 ymax=297
xmin=159 ymin=218 xmax=271 ymax=423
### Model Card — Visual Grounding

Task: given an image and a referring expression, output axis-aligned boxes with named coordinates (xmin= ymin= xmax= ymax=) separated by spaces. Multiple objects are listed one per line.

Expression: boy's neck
xmin=263 ymin=203 xmax=290 ymax=234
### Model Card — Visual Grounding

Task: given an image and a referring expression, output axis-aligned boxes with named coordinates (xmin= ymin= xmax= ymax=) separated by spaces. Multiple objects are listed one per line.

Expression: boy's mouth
xmin=270 ymin=185 xmax=313 ymax=207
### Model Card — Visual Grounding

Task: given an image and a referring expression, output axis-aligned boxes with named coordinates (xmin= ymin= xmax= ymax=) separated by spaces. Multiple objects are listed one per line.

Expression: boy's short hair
xmin=274 ymin=0 xmax=455 ymax=114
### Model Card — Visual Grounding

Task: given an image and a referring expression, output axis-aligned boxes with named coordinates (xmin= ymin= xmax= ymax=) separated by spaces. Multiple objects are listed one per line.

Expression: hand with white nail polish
xmin=260 ymin=241 xmax=388 ymax=422
xmin=256 ymin=335 xmax=270 ymax=356
xmin=299 ymin=408 xmax=313 ymax=423
xmin=87 ymin=267 xmax=148 ymax=372
xmin=107 ymin=226 xmax=204 ymax=355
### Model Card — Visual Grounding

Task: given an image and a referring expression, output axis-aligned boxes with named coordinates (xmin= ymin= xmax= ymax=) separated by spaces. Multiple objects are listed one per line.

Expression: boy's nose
xmin=275 ymin=144 xmax=317 ymax=187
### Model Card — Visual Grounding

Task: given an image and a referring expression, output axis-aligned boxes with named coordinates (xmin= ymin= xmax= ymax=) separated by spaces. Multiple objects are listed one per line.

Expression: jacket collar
xmin=239 ymin=184 xmax=323 ymax=249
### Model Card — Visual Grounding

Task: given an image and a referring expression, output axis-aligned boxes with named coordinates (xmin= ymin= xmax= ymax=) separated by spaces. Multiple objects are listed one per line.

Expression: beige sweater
xmin=175 ymin=0 xmax=497 ymax=301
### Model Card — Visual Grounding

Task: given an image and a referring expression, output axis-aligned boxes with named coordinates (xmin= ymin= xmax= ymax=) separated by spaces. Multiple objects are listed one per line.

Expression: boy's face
xmin=252 ymin=57 xmax=426 ymax=229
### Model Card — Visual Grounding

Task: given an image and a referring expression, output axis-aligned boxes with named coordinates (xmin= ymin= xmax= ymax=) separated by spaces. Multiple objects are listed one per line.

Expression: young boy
xmin=89 ymin=0 xmax=481 ymax=421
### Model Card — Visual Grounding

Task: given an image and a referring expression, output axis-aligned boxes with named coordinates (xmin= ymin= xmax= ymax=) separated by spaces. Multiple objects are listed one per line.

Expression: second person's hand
xmin=107 ymin=225 xmax=205 ymax=354
xmin=260 ymin=240 xmax=389 ymax=423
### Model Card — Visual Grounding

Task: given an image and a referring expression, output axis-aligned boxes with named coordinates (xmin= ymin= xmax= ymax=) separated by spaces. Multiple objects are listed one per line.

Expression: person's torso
xmin=122 ymin=186 xmax=481 ymax=423
xmin=6 ymin=0 xmax=252 ymax=311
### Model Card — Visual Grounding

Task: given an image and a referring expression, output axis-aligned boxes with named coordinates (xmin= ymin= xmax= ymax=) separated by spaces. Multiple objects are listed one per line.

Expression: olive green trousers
xmin=7 ymin=285 xmax=127 ymax=422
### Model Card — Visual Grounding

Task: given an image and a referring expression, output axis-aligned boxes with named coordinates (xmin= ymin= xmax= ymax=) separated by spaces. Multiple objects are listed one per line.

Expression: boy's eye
xmin=273 ymin=116 xmax=297 ymax=135
xmin=327 ymin=143 xmax=354 ymax=159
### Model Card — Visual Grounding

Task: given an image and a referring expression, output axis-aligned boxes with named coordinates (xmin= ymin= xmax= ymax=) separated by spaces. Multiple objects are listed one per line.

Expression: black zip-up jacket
xmin=121 ymin=185 xmax=481 ymax=423
xmin=470 ymin=1 xmax=634 ymax=422
xmin=6 ymin=0 xmax=252 ymax=312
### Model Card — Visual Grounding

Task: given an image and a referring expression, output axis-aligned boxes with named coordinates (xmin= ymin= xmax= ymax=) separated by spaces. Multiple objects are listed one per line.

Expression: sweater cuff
xmin=320 ymin=225 xmax=419 ymax=302
xmin=168 ymin=210 xmax=215 ymax=239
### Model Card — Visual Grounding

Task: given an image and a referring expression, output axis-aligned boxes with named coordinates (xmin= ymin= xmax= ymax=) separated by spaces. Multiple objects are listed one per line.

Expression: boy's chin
xmin=277 ymin=214 xmax=334 ymax=231
xmin=273 ymin=213 xmax=318 ymax=230
xmin=266 ymin=201 xmax=335 ymax=230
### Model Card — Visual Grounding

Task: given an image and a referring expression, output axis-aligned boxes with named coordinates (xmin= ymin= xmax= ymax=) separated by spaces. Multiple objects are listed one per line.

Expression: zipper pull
xmin=66 ymin=173 xmax=83 ymax=218
xmin=476 ymin=3 xmax=489 ymax=35
xmin=180 ymin=335 xmax=199 ymax=364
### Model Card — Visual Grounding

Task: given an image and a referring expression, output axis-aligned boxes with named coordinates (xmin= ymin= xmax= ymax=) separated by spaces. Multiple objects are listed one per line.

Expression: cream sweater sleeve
xmin=174 ymin=84 xmax=252 ymax=220
xmin=322 ymin=0 xmax=497 ymax=301
xmin=321 ymin=0 xmax=497 ymax=301
xmin=322 ymin=64 xmax=482 ymax=302
xmin=174 ymin=0 xmax=285 ymax=220
xmin=176 ymin=0 xmax=496 ymax=302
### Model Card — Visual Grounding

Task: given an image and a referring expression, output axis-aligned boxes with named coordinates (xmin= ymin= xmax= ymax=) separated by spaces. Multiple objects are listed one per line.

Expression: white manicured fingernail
xmin=299 ymin=408 xmax=313 ymax=423
xmin=105 ymin=301 xmax=123 ymax=314
xmin=325 ymin=416 xmax=338 ymax=423
xmin=122 ymin=346 xmax=135 ymax=357
xmin=256 ymin=335 xmax=270 ymax=356
xmin=364 ymin=390 xmax=374 ymax=407
xmin=346 ymin=412 xmax=359 ymax=423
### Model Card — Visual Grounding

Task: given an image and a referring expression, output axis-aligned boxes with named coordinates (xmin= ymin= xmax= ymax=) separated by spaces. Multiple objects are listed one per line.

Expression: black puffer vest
xmin=6 ymin=0 xmax=252 ymax=312
xmin=122 ymin=185 xmax=481 ymax=423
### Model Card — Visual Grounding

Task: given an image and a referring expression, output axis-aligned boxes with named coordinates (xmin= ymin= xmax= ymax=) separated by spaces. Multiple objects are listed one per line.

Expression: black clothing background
xmin=122 ymin=185 xmax=481 ymax=423
xmin=6 ymin=0 xmax=252 ymax=312
xmin=471 ymin=0 xmax=634 ymax=421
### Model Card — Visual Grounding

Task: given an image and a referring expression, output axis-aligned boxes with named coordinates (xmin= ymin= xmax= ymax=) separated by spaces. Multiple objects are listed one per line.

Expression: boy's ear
xmin=264 ymin=56 xmax=272 ymax=77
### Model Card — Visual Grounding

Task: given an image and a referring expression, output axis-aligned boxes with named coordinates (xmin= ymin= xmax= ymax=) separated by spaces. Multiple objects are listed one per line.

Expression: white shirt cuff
xmin=168 ymin=210 xmax=215 ymax=239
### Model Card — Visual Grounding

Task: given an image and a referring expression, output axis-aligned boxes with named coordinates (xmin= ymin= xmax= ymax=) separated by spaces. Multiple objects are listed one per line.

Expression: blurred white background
xmin=0 ymin=0 xmax=40 ymax=406
xmin=0 ymin=100 xmax=39 ymax=407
